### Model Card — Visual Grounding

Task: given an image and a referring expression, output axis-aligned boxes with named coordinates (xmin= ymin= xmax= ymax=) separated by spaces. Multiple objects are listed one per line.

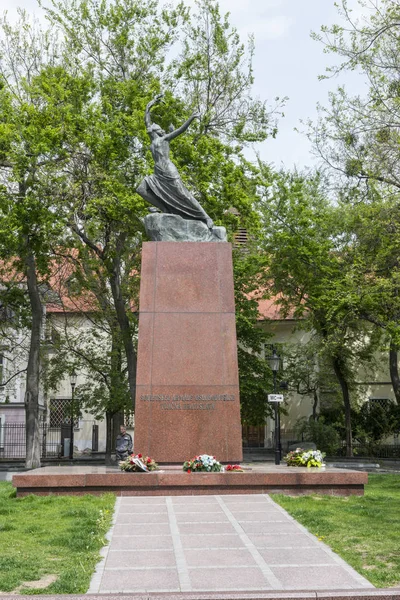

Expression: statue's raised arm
xmin=145 ymin=93 xmax=164 ymax=131
xmin=164 ymin=112 xmax=200 ymax=142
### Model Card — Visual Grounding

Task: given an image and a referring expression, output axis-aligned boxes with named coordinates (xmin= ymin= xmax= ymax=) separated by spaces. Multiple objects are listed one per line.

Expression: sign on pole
xmin=268 ymin=394 xmax=284 ymax=403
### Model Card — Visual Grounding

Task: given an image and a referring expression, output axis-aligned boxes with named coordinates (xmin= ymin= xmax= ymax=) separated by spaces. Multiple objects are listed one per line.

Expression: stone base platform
xmin=12 ymin=465 xmax=367 ymax=497
xmin=2 ymin=591 xmax=399 ymax=600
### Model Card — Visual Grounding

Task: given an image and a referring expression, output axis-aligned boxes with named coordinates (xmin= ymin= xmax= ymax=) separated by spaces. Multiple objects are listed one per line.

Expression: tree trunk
xmin=312 ymin=389 xmax=319 ymax=421
xmin=110 ymin=331 xmax=125 ymax=454
xmin=109 ymin=255 xmax=137 ymax=410
xmin=332 ymin=357 xmax=353 ymax=457
xmin=105 ymin=412 xmax=113 ymax=465
xmin=389 ymin=340 xmax=400 ymax=404
xmin=24 ymin=250 xmax=43 ymax=470
xmin=113 ymin=412 xmax=124 ymax=443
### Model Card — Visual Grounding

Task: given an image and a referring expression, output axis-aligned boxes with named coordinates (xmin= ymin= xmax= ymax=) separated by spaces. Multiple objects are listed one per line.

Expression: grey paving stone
xmin=178 ymin=522 xmax=235 ymax=535
xmin=173 ymin=504 xmax=225 ymax=513
xmin=175 ymin=512 xmax=228 ymax=522
xmin=222 ymin=495 xmax=268 ymax=503
xmin=118 ymin=497 xmax=167 ymax=505
xmin=240 ymin=521 xmax=306 ymax=535
xmin=89 ymin=494 xmax=374 ymax=595
xmin=184 ymin=548 xmax=258 ymax=567
xmin=118 ymin=504 xmax=168 ymax=514
xmin=226 ymin=503 xmax=279 ymax=512
xmin=180 ymin=534 xmax=246 ymax=549
xmin=235 ymin=512 xmax=287 ymax=522
xmin=189 ymin=566 xmax=273 ymax=591
xmin=247 ymin=533 xmax=320 ymax=548
xmin=257 ymin=547 xmax=339 ymax=566
xmin=105 ymin=549 xmax=176 ymax=569
xmin=99 ymin=567 xmax=180 ymax=593
xmin=109 ymin=535 xmax=173 ymax=550
xmin=115 ymin=512 xmax=169 ymax=523
xmin=270 ymin=566 xmax=368 ymax=590
xmin=113 ymin=523 xmax=171 ymax=536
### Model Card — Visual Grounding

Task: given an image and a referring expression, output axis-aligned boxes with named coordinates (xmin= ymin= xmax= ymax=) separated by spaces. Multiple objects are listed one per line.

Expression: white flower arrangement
xmin=183 ymin=453 xmax=223 ymax=472
xmin=284 ymin=447 xmax=326 ymax=468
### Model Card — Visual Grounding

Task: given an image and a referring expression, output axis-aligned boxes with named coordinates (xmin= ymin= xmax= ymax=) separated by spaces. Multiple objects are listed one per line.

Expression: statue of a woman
xmin=136 ymin=94 xmax=214 ymax=229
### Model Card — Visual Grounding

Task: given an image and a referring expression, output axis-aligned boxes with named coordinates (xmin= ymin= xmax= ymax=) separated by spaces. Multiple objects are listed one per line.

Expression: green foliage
xmin=294 ymin=416 xmax=341 ymax=455
xmin=167 ymin=0 xmax=284 ymax=143
xmin=258 ymin=169 xmax=381 ymax=454
xmin=310 ymin=0 xmax=400 ymax=193
xmin=42 ymin=251 xmax=135 ymax=422
xmin=0 ymin=482 xmax=114 ymax=594
xmin=233 ymin=244 xmax=273 ymax=426
xmin=0 ymin=0 xmax=282 ymax=428
xmin=354 ymin=401 xmax=400 ymax=445
xmin=273 ymin=474 xmax=400 ymax=587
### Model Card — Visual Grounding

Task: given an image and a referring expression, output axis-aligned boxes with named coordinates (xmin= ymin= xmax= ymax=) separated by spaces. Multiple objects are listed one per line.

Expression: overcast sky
xmin=1 ymin=0 xmax=368 ymax=170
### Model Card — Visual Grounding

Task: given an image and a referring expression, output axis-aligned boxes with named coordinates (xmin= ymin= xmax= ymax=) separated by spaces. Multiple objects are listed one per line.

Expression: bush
xmin=294 ymin=417 xmax=341 ymax=455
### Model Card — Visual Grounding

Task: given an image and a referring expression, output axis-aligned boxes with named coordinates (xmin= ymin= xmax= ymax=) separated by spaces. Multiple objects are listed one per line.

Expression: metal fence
xmin=0 ymin=423 xmax=99 ymax=460
xmin=0 ymin=423 xmax=61 ymax=459
xmin=270 ymin=429 xmax=400 ymax=458
xmin=336 ymin=442 xmax=400 ymax=459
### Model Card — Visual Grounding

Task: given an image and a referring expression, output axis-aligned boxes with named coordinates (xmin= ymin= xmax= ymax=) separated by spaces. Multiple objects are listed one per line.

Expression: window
xmin=124 ymin=411 xmax=134 ymax=428
xmin=49 ymin=399 xmax=79 ymax=429
xmin=0 ymin=354 xmax=3 ymax=385
xmin=368 ymin=397 xmax=392 ymax=410
xmin=0 ymin=304 xmax=13 ymax=323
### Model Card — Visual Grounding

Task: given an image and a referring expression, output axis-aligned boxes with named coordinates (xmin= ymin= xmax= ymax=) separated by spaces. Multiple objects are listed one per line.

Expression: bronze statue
xmin=136 ymin=94 xmax=214 ymax=229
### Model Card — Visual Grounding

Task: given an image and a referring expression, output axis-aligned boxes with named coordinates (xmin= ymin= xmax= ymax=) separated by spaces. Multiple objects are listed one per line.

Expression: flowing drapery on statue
xmin=136 ymin=94 xmax=214 ymax=229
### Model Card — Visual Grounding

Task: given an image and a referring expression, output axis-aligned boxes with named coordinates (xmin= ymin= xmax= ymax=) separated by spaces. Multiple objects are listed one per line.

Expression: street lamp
xmin=69 ymin=371 xmax=77 ymax=460
xmin=267 ymin=349 xmax=281 ymax=465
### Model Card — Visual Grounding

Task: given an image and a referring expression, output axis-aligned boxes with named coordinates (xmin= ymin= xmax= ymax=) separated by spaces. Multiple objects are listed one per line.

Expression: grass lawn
xmin=272 ymin=473 xmax=400 ymax=588
xmin=0 ymin=482 xmax=115 ymax=594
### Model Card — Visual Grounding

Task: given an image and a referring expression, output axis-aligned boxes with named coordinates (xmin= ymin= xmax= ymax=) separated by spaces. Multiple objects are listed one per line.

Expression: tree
xmin=339 ymin=197 xmax=400 ymax=404
xmin=233 ymin=244 xmax=273 ymax=426
xmin=43 ymin=0 xmax=283 ymax=415
xmin=43 ymin=247 xmax=137 ymax=462
xmin=283 ymin=337 xmax=341 ymax=421
xmin=1 ymin=0 xmax=285 ymax=456
xmin=258 ymin=170 xmax=377 ymax=456
xmin=310 ymin=0 xmax=400 ymax=193
xmin=308 ymin=0 xmax=400 ymax=407
xmin=0 ymin=13 xmax=90 ymax=467
xmin=43 ymin=0 xmax=185 ymax=409
xmin=167 ymin=0 xmax=284 ymax=143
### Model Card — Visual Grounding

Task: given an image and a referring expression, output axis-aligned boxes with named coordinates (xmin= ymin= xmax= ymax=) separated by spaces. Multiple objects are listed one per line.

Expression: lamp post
xmin=69 ymin=371 xmax=77 ymax=460
xmin=267 ymin=349 xmax=281 ymax=465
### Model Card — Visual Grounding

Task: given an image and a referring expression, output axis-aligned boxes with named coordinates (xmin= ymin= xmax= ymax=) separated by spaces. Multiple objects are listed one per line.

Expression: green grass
xmin=272 ymin=474 xmax=400 ymax=588
xmin=0 ymin=482 xmax=115 ymax=594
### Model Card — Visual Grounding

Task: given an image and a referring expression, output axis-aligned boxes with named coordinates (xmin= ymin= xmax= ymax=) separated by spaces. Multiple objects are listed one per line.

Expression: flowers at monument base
xmin=183 ymin=454 xmax=222 ymax=472
xmin=225 ymin=464 xmax=244 ymax=472
xmin=119 ymin=453 xmax=159 ymax=472
xmin=284 ymin=447 xmax=326 ymax=468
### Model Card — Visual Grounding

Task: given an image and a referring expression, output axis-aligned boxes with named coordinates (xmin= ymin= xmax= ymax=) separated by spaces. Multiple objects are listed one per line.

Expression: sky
xmin=0 ymin=0 xmax=369 ymax=170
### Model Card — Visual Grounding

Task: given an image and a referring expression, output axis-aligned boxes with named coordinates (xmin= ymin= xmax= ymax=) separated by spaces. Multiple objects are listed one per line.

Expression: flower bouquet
xmin=284 ymin=447 xmax=326 ymax=468
xmin=226 ymin=464 xmax=244 ymax=472
xmin=119 ymin=452 xmax=159 ymax=472
xmin=183 ymin=454 xmax=222 ymax=472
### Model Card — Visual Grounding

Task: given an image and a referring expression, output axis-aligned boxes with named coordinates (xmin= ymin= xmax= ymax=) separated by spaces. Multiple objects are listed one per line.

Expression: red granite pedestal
xmin=133 ymin=242 xmax=243 ymax=464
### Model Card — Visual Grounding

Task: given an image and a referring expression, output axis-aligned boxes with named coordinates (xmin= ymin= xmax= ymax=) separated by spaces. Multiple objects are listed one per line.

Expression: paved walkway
xmin=88 ymin=494 xmax=373 ymax=594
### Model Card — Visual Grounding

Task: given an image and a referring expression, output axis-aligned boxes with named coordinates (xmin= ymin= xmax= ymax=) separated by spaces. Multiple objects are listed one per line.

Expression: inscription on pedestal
xmin=140 ymin=393 xmax=236 ymax=412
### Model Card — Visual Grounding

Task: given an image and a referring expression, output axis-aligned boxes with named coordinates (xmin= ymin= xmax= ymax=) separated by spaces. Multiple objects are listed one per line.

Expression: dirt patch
xmin=4 ymin=574 xmax=59 ymax=594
